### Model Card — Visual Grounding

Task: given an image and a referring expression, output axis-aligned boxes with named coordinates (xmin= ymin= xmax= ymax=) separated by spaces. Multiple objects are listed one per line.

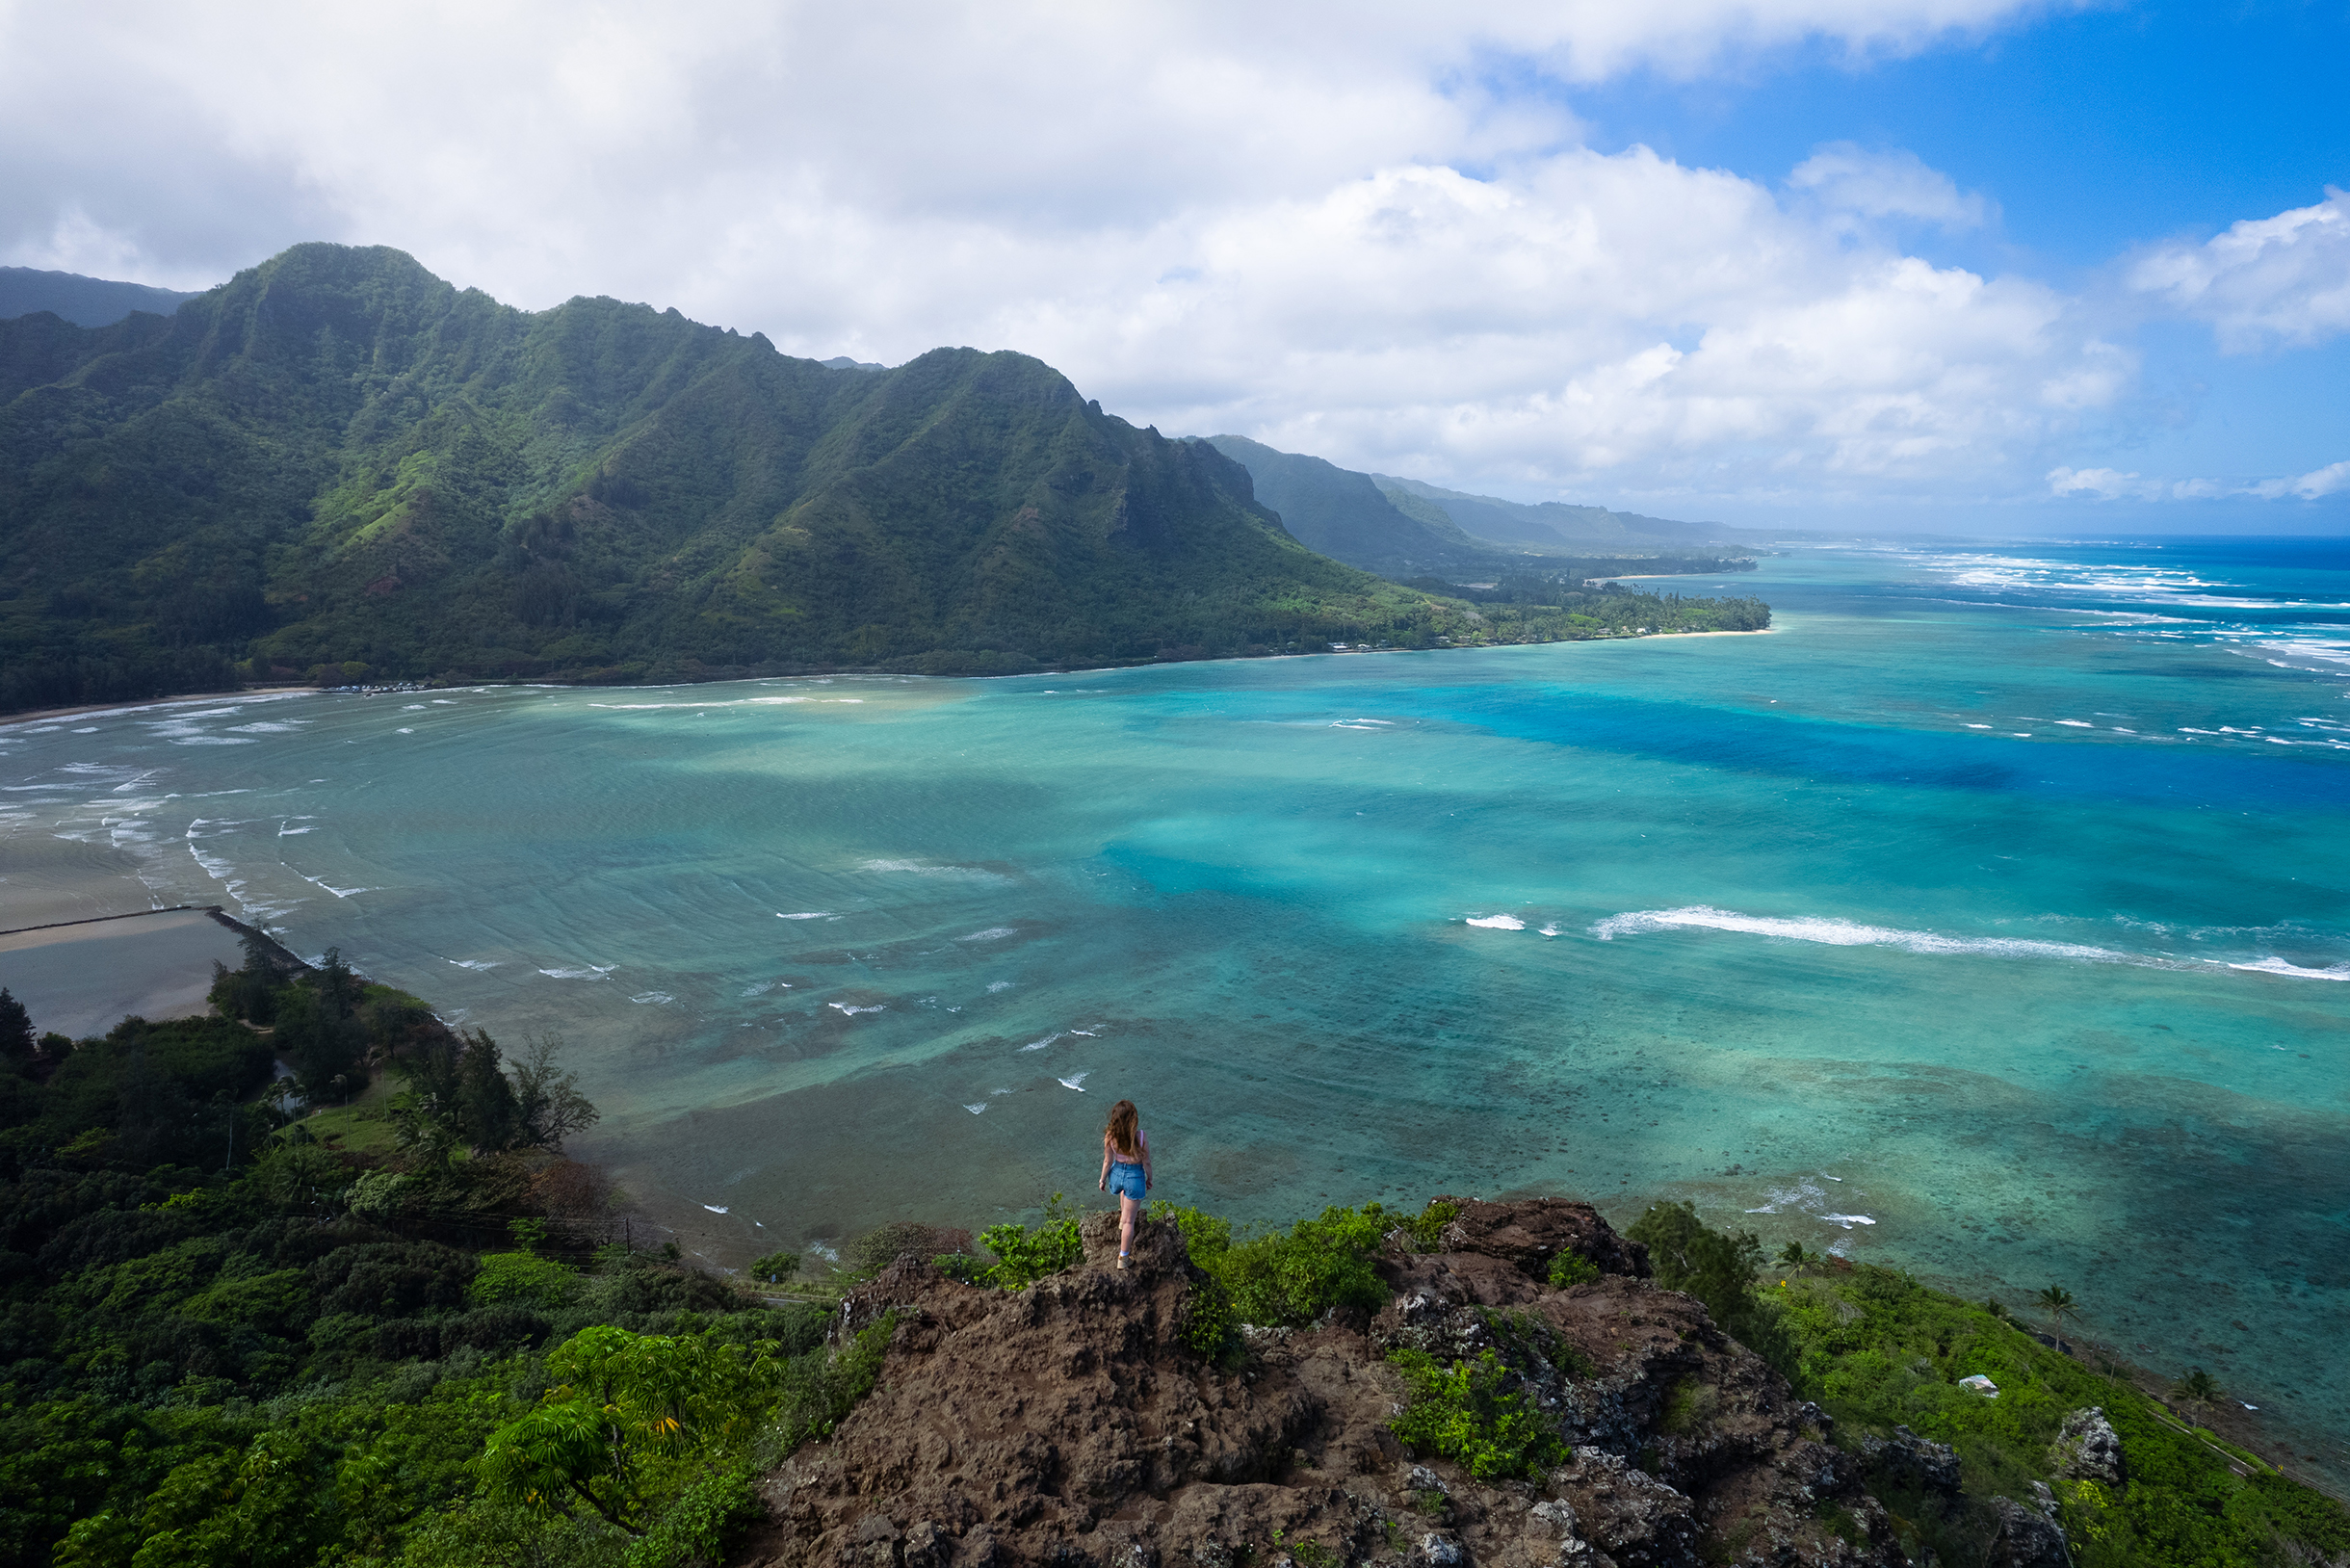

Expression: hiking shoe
xmin=1117 ymin=1254 xmax=1129 ymax=1269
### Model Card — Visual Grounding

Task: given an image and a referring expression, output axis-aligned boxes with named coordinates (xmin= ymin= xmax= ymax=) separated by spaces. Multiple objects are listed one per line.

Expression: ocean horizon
xmin=2 ymin=534 xmax=2344 ymax=1485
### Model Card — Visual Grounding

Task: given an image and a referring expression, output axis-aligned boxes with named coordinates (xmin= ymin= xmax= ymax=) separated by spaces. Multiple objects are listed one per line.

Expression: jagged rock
xmin=2029 ymin=1483 xmax=2061 ymax=1519
xmin=1860 ymin=1425 xmax=1961 ymax=1494
xmin=2049 ymin=1408 xmax=2125 ymax=1486
xmin=732 ymin=1200 xmax=1916 ymax=1568
xmin=1428 ymin=1196 xmax=1653 ymax=1281
xmin=1988 ymin=1497 xmax=2071 ymax=1568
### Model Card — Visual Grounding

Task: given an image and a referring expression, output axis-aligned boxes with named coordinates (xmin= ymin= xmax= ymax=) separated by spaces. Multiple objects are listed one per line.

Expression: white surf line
xmin=1591 ymin=905 xmax=2196 ymax=969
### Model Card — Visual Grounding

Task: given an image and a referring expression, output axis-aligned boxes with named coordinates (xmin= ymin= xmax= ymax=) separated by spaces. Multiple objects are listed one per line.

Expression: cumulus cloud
xmin=0 ymin=0 xmax=2247 ymax=510
xmin=2128 ymin=189 xmax=2350 ymax=351
xmin=2048 ymin=459 xmax=2349 ymax=503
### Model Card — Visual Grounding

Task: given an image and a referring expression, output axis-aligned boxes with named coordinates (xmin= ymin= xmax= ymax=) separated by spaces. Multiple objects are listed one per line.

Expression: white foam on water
xmin=538 ymin=965 xmax=615 ymax=980
xmin=1745 ymin=1178 xmax=1824 ymax=1215
xmin=2229 ymin=957 xmax=2350 ymax=981
xmin=703 ymin=1204 xmax=729 ymax=1215
xmin=987 ymin=980 xmax=1013 ymax=992
xmin=631 ymin=992 xmax=676 ymax=1005
xmin=1965 ymin=723 xmax=1993 ymax=729
xmin=2054 ymin=719 xmax=2093 ymax=728
xmin=959 ymin=927 xmax=1017 ymax=942
xmin=395 ymin=727 xmax=413 ymax=735
xmin=1058 ymin=1072 xmax=1089 ymax=1091
xmin=1591 ymin=905 xmax=2206 ymax=972
xmin=1538 ymin=925 xmax=1561 ymax=937
xmin=1020 ymin=1032 xmax=1064 ymax=1052
xmin=964 ymin=1103 xmax=988 ymax=1114
xmin=1069 ymin=1029 xmax=1098 ymax=1036
xmin=861 ymin=858 xmax=1011 ymax=882
xmin=278 ymin=824 xmax=313 ymax=835
xmin=173 ymin=736 xmax=257 ymax=745
xmin=742 ymin=980 xmax=776 ymax=996
xmin=776 ymin=911 xmax=833 ymax=920
xmin=300 ymin=875 xmax=374 ymax=899
xmin=448 ymin=958 xmax=502 ymax=970
xmin=1466 ymin=914 xmax=1527 ymax=930
xmin=827 ymin=1002 xmax=884 ymax=1015
xmin=1823 ymin=1214 xmax=1878 ymax=1228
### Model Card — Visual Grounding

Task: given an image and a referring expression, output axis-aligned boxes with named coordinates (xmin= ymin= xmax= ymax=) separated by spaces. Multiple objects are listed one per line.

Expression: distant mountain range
xmin=0 ymin=247 xmax=1767 ymax=713
xmin=0 ymin=266 xmax=201 ymax=327
xmin=1203 ymin=434 xmax=1754 ymax=574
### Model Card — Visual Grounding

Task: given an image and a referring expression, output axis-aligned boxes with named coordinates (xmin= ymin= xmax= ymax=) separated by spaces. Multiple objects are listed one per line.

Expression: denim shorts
xmin=1108 ymin=1162 xmax=1146 ymax=1201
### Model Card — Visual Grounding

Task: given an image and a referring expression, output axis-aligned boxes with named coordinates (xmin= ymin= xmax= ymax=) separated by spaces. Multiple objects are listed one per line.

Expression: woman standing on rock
xmin=1098 ymin=1098 xmax=1152 ymax=1268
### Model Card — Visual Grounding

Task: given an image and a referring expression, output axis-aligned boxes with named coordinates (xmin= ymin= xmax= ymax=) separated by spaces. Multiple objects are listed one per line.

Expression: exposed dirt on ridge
xmin=734 ymin=1198 xmax=1906 ymax=1568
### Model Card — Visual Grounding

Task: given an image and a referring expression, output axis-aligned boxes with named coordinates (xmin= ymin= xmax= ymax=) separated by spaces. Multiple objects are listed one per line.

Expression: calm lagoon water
xmin=3 ymin=536 xmax=2345 ymax=1477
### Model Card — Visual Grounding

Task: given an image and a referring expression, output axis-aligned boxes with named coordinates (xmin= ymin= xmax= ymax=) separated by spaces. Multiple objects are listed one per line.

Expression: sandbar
xmin=0 ymin=907 xmax=248 ymax=1040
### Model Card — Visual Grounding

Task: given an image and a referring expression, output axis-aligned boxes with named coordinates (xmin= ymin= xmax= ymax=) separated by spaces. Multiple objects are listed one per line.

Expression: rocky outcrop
xmin=735 ymin=1201 xmax=1903 ymax=1568
xmin=1426 ymin=1196 xmax=1653 ymax=1283
xmin=1859 ymin=1428 xmax=1960 ymax=1496
xmin=1986 ymin=1498 xmax=2070 ymax=1568
xmin=2048 ymin=1409 xmax=2124 ymax=1486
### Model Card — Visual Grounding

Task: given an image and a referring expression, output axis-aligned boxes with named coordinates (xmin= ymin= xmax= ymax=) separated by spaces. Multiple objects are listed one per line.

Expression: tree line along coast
xmin=0 ymin=244 xmax=1769 ymax=717
xmin=0 ymin=946 xmax=2340 ymax=1568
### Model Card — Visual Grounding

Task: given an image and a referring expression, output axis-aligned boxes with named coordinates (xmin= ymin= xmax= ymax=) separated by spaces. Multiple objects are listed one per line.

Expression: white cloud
xmin=2048 ymin=460 xmax=2348 ymax=503
xmin=2128 ymin=189 xmax=2350 ymax=352
xmin=2252 ymin=460 xmax=2350 ymax=502
xmin=0 ymin=0 xmax=2260 ymax=512
xmin=1788 ymin=143 xmax=1989 ymax=228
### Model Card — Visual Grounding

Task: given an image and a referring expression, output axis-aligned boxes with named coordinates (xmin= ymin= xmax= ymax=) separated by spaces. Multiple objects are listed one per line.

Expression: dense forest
xmin=0 ymin=245 xmax=1771 ymax=715
xmin=0 ymin=948 xmax=896 ymax=1568
xmin=0 ymin=953 xmax=2339 ymax=1566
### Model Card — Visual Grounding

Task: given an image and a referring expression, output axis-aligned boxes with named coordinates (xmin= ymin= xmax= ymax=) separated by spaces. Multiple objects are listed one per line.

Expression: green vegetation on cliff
xmin=12 ymin=967 xmax=2321 ymax=1568
xmin=0 ymin=244 xmax=1770 ymax=714
xmin=0 ymin=973 xmax=869 ymax=1568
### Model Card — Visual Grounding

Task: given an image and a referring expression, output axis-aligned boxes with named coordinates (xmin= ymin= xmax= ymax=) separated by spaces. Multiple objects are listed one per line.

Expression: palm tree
xmin=1776 ymin=1241 xmax=1812 ymax=1272
xmin=2171 ymin=1368 xmax=2223 ymax=1422
xmin=2035 ymin=1285 xmax=2079 ymax=1350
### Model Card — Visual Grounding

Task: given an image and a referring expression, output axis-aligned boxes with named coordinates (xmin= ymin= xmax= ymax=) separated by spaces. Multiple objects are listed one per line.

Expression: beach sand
xmin=0 ymin=908 xmax=248 ymax=1039
xmin=0 ymin=686 xmax=314 ymax=731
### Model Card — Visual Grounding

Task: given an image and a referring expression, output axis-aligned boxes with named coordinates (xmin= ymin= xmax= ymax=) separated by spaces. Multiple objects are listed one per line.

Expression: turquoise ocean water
xmin=3 ymin=538 xmax=2345 ymax=1477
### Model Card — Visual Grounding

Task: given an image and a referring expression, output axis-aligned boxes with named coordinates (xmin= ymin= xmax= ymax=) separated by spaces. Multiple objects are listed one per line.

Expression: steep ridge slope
xmin=737 ymin=1201 xmax=1909 ymax=1568
xmin=1203 ymin=435 xmax=1482 ymax=571
xmin=1371 ymin=476 xmax=1745 ymax=553
xmin=0 ymin=266 xmax=201 ymax=328
xmin=0 ymin=245 xmax=1490 ymax=708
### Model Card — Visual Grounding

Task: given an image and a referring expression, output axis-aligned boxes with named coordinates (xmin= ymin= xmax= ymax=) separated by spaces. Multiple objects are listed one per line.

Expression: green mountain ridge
xmin=0 ymin=246 xmax=1769 ymax=713
xmin=1202 ymin=433 xmax=1757 ymax=574
xmin=0 ymin=266 xmax=202 ymax=330
xmin=1370 ymin=471 xmax=1751 ymax=553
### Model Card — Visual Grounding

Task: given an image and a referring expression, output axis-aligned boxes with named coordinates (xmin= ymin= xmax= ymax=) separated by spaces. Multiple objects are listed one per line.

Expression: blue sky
xmin=1560 ymin=1 xmax=2350 ymax=532
xmin=1 ymin=0 xmax=2342 ymax=534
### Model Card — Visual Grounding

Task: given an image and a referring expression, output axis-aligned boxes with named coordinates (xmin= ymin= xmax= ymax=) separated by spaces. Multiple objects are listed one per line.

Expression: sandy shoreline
xmin=0 ymin=619 xmax=1781 ymax=729
xmin=0 ymin=685 xmax=315 ymax=730
xmin=0 ymin=906 xmax=248 ymax=1038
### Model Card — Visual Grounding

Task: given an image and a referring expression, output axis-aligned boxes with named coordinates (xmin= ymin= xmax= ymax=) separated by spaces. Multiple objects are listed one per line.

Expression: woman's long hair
xmin=1106 ymin=1099 xmax=1139 ymax=1157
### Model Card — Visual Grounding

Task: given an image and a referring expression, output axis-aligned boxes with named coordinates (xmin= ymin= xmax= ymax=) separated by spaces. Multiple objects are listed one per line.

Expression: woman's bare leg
xmin=1119 ymin=1192 xmax=1139 ymax=1256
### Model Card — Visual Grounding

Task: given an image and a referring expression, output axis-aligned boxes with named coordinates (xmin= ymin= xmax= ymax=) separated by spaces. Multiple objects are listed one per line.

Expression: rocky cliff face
xmin=734 ymin=1200 xmax=1911 ymax=1568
